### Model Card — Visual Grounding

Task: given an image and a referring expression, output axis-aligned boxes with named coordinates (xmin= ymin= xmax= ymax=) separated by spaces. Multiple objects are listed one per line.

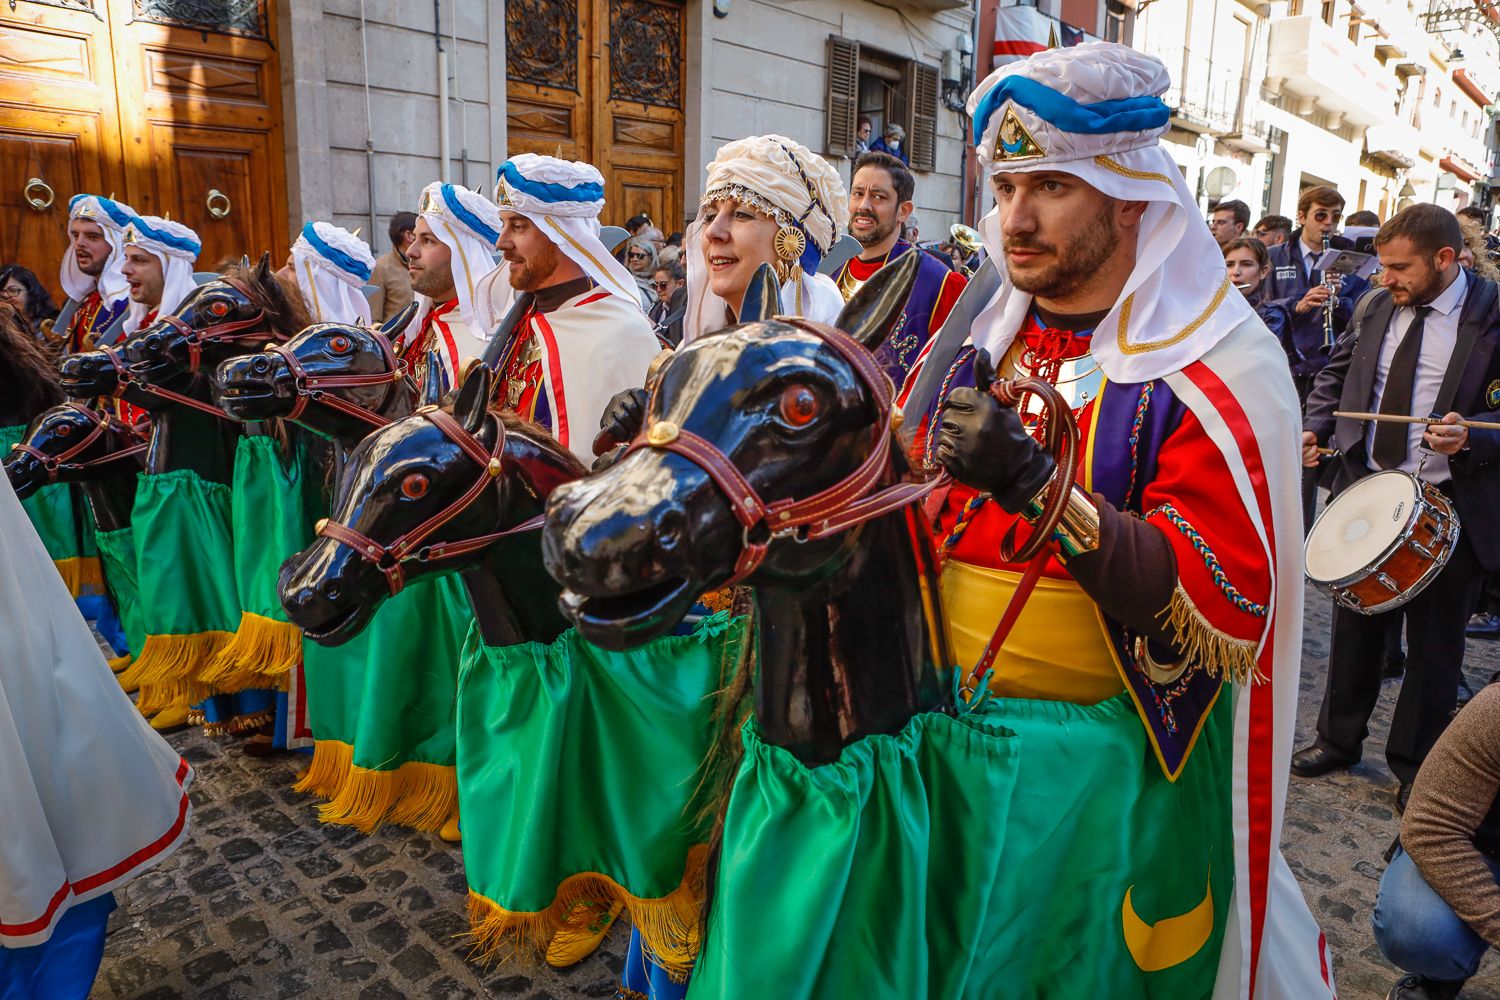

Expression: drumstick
xmin=1333 ymin=411 xmax=1500 ymax=431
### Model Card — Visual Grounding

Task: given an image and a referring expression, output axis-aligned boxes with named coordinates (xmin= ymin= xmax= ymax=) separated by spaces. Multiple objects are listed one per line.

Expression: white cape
xmin=0 ymin=479 xmax=192 ymax=948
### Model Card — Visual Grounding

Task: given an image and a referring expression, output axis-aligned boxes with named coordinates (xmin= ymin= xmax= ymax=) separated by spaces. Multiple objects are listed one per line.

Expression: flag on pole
xmin=993 ymin=6 xmax=1085 ymax=66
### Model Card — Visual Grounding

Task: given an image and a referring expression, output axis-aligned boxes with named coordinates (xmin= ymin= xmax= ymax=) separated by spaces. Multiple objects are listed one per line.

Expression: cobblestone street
xmin=92 ymin=586 xmax=1500 ymax=1000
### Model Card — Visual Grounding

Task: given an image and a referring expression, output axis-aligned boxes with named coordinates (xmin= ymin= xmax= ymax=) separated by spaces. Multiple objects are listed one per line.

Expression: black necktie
xmin=1372 ymin=305 xmax=1433 ymax=469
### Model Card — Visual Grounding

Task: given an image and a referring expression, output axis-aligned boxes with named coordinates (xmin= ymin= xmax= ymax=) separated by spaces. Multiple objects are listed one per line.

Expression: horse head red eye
xmin=400 ymin=473 xmax=429 ymax=499
xmin=208 ymin=300 xmax=230 ymax=317
xmin=329 ymin=335 xmax=352 ymax=353
xmin=779 ymin=385 xmax=819 ymax=427
xmin=55 ymin=423 xmax=73 ymax=437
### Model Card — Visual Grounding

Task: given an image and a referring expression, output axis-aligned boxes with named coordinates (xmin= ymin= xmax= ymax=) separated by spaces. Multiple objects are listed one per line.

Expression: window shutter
xmin=825 ymin=36 xmax=860 ymax=157
xmin=905 ymin=60 xmax=939 ymax=172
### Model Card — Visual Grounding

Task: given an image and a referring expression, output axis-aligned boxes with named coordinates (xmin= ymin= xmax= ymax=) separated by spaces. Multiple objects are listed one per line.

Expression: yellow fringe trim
xmin=292 ymin=739 xmax=458 ymax=834
xmin=201 ymin=612 xmax=303 ymax=692
xmin=465 ymin=844 xmax=707 ymax=979
xmin=128 ymin=631 xmax=232 ymax=714
xmin=1158 ymin=583 xmax=1263 ymax=686
xmin=108 ymin=653 xmax=132 ymax=673
xmin=203 ymin=708 xmax=277 ymax=737
xmin=55 ymin=556 xmax=105 ymax=597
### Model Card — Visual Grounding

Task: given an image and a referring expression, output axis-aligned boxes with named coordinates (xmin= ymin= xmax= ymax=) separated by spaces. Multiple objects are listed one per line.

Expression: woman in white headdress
xmin=0 ymin=476 xmax=192 ymax=998
xmin=280 ymin=222 xmax=377 ymax=325
xmin=682 ymin=134 xmax=849 ymax=342
xmin=118 ymin=215 xmax=201 ymax=336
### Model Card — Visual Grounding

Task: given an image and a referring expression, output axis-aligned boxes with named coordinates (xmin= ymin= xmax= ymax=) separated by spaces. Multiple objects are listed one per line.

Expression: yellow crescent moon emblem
xmin=1121 ymin=877 xmax=1213 ymax=973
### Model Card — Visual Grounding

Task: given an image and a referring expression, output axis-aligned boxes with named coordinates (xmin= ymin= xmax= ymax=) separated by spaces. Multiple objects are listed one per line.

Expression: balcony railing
xmin=1151 ymin=46 xmax=1245 ymax=135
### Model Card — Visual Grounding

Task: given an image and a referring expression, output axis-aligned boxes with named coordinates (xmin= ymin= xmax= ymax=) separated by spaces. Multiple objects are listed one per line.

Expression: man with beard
xmin=833 ymin=150 xmax=966 ymax=387
xmin=55 ymin=195 xmax=136 ymax=352
xmin=481 ymin=153 xmax=658 ymax=463
xmin=397 ymin=182 xmax=503 ymax=398
xmin=1296 ymin=204 xmax=1500 ymax=810
xmin=901 ymin=41 xmax=1335 ymax=995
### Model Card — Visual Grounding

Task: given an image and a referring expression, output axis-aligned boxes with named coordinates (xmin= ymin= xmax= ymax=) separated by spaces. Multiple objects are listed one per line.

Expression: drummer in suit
xmin=1298 ymin=203 xmax=1500 ymax=806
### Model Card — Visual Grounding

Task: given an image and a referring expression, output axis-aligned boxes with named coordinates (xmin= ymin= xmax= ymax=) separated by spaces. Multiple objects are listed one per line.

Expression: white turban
xmin=60 ymin=195 xmax=135 ymax=304
xmin=683 ymin=134 xmax=849 ymax=343
xmin=120 ymin=215 xmax=201 ymax=336
xmin=475 ymin=154 xmax=647 ymax=322
xmin=407 ymin=182 xmax=502 ymax=356
xmin=963 ymin=41 xmax=1253 ymax=382
xmin=291 ymin=222 xmax=375 ymax=325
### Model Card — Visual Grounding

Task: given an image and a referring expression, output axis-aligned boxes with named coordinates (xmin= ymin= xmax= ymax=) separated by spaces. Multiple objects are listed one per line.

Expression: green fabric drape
xmin=0 ymin=424 xmax=99 ymax=591
xmin=94 ymin=525 xmax=144 ymax=659
xmin=690 ymin=689 xmax=1233 ymax=999
xmin=228 ymin=434 xmax=320 ymax=625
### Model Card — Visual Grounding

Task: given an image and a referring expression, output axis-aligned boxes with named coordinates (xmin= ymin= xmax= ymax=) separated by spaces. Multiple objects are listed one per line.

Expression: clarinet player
xmin=1263 ymin=185 xmax=1371 ymax=529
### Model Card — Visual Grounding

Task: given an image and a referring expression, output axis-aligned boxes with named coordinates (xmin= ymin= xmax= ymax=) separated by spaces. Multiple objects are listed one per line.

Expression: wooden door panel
xmin=506 ymin=0 xmax=588 ymax=163
xmin=144 ymin=125 xmax=270 ymax=269
xmin=608 ymin=167 xmax=677 ymax=236
xmin=0 ymin=114 xmax=105 ymax=300
xmin=595 ymin=0 xmax=684 ymax=231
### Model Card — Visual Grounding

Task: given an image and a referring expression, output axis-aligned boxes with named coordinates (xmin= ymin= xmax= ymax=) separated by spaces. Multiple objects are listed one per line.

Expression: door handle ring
xmin=23 ymin=177 xmax=54 ymax=211
xmin=206 ymin=188 xmax=231 ymax=219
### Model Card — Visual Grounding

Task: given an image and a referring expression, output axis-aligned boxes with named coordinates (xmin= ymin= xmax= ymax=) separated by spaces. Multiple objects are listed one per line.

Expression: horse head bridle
xmin=619 ymin=317 xmax=1077 ymax=588
xmin=9 ymin=403 xmax=149 ymax=483
xmin=268 ymin=330 xmax=409 ymax=431
xmin=314 ymin=406 xmax=544 ymax=596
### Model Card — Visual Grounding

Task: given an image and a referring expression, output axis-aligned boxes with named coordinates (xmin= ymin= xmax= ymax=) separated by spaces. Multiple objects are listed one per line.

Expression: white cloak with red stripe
xmin=526 ymin=287 xmax=660 ymax=463
xmin=1163 ymin=316 xmax=1335 ymax=999
xmin=0 ymin=479 xmax=192 ymax=948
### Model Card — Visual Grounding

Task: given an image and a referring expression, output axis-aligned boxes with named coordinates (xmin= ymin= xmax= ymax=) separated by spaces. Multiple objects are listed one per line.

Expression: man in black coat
xmin=1296 ymin=203 xmax=1500 ymax=807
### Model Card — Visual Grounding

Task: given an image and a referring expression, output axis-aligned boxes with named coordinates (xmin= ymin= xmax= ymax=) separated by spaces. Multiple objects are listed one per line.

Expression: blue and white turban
xmin=60 ymin=194 xmax=137 ymax=305
xmin=965 ymin=41 xmax=1254 ymax=383
xmin=409 ymin=181 xmax=502 ymax=353
xmin=291 ymin=222 xmax=375 ymax=325
xmin=481 ymin=153 xmax=646 ymax=320
xmin=121 ymin=214 xmax=201 ymax=335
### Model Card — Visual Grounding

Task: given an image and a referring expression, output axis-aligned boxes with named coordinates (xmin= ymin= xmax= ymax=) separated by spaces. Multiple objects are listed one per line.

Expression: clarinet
xmin=1321 ymin=231 xmax=1336 ymax=349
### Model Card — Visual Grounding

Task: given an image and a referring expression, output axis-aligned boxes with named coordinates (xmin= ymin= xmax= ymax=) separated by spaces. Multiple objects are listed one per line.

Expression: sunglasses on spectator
xmin=1310 ymin=209 xmax=1342 ymax=223
xmin=652 ymin=280 xmax=672 ymax=291
xmin=627 ymin=250 xmax=651 ymax=260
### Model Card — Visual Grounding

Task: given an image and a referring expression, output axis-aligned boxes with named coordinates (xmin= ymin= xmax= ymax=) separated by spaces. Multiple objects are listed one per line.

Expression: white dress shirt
xmin=1365 ymin=268 xmax=1469 ymax=482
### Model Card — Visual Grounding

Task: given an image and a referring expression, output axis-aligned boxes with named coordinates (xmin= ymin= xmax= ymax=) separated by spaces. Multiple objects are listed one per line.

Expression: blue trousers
xmin=0 ymin=893 xmax=115 ymax=1000
xmin=1373 ymin=845 xmax=1497 ymax=982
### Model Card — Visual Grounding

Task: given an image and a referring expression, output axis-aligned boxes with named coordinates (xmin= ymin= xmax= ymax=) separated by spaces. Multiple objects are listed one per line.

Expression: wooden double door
xmin=0 ymin=0 xmax=287 ymax=302
xmin=506 ymin=0 xmax=686 ymax=234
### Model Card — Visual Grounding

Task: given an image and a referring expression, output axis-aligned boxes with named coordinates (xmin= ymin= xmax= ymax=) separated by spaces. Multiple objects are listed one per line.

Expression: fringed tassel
xmin=129 ymin=632 xmax=231 ymax=714
xmin=108 ymin=653 xmax=132 ymax=673
xmin=1158 ymin=583 xmax=1263 ymax=686
xmin=292 ymin=739 xmax=457 ymax=834
xmin=203 ymin=708 xmax=277 ymax=737
xmin=464 ymin=844 xmax=708 ymax=979
xmin=201 ymin=612 xmax=303 ymax=692
xmin=55 ymin=556 xmax=105 ymax=597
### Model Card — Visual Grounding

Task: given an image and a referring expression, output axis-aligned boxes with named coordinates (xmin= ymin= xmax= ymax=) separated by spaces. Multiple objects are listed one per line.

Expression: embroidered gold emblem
xmin=996 ymin=106 xmax=1045 ymax=161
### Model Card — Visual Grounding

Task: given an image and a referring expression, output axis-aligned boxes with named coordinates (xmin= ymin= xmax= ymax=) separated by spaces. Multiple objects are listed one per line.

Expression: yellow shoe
xmin=149 ymin=705 xmax=191 ymax=731
xmin=116 ymin=671 xmax=140 ymax=695
xmin=545 ymin=898 xmax=624 ymax=968
xmin=108 ymin=653 xmax=132 ymax=673
xmin=438 ymin=809 xmax=462 ymax=843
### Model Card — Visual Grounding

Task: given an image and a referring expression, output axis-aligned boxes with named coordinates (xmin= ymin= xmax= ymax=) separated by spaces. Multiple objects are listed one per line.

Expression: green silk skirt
xmin=94 ymin=525 xmax=145 ymax=661
xmin=117 ymin=469 xmax=239 ymax=714
xmin=689 ymin=688 xmax=1233 ymax=999
xmin=205 ymin=435 xmax=321 ymax=692
xmin=455 ymin=612 xmax=747 ymax=975
xmin=0 ymin=424 xmax=101 ymax=596
xmin=295 ymin=573 xmax=470 ymax=833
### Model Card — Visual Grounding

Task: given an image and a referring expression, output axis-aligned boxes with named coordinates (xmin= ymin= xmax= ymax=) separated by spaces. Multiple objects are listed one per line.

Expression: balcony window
xmin=1321 ymin=1 xmax=1335 ymax=27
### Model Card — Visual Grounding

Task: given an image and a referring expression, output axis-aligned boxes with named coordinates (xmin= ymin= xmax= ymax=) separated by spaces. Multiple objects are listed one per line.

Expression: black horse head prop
xmin=5 ymin=403 xmax=148 ymax=501
xmin=543 ymin=251 xmax=942 ymax=763
xmin=57 ymin=343 xmax=149 ymax=404
xmin=214 ymin=304 xmax=419 ymax=440
xmin=279 ymin=366 xmax=586 ymax=646
xmin=545 ymin=251 xmax=921 ymax=648
xmin=122 ymin=252 xmax=312 ymax=400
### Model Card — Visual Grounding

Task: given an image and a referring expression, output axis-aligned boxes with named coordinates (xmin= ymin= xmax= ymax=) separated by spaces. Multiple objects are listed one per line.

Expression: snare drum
xmin=1305 ymin=470 xmax=1459 ymax=614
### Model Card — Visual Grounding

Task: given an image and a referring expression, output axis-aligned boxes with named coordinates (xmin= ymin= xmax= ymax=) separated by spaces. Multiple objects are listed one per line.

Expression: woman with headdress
xmin=681 ymin=134 xmax=848 ymax=342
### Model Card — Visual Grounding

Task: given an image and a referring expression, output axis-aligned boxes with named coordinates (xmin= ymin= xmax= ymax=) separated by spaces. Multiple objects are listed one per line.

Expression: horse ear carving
xmin=255 ymin=251 xmax=274 ymax=285
xmin=736 ymin=264 xmax=782 ymax=325
xmin=453 ymin=364 xmax=492 ymax=434
xmin=835 ymin=250 xmax=920 ymax=352
xmin=379 ymin=301 xmax=420 ymax=341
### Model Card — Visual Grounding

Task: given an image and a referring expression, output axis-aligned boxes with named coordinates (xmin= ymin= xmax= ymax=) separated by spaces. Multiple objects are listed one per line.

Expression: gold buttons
xmin=646 ymin=421 xmax=680 ymax=446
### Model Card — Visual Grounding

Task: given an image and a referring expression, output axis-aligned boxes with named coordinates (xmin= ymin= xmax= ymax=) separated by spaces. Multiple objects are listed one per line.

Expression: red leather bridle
xmin=268 ymin=332 xmax=408 ymax=431
xmin=154 ymin=275 xmax=270 ymax=374
xmin=314 ymin=406 xmax=544 ymax=596
xmin=622 ymin=318 xmax=950 ymax=587
xmin=9 ymin=403 xmax=149 ymax=482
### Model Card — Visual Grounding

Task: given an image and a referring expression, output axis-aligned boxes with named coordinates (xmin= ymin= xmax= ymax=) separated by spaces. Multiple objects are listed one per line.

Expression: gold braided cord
xmin=1115 ymin=277 xmax=1231 ymax=356
xmin=1092 ymin=154 xmax=1174 ymax=185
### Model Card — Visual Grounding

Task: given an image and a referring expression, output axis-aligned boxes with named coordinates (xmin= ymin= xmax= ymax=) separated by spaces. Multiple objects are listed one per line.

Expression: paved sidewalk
xmin=92 ymin=585 xmax=1500 ymax=999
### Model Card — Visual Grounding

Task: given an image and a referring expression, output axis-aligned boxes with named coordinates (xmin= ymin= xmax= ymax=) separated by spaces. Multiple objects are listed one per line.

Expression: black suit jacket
xmin=1304 ymin=271 xmax=1500 ymax=571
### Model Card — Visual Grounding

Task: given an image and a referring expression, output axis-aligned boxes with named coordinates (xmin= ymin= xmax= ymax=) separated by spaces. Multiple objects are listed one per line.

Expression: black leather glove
xmin=933 ymin=348 xmax=1055 ymax=514
xmin=598 ymin=387 xmax=649 ymax=445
